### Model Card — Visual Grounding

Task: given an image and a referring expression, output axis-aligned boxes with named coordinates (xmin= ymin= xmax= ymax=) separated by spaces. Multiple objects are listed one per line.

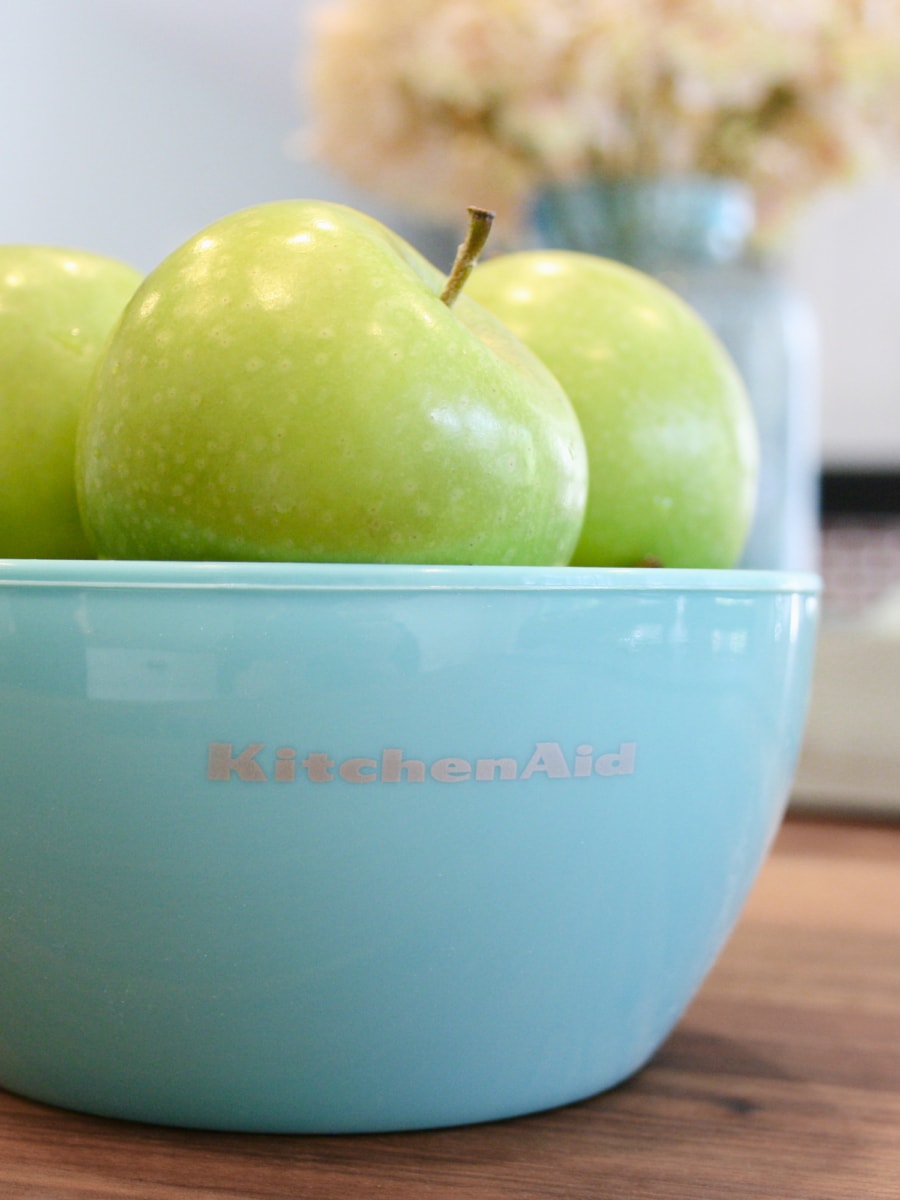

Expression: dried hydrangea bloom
xmin=302 ymin=0 xmax=900 ymax=235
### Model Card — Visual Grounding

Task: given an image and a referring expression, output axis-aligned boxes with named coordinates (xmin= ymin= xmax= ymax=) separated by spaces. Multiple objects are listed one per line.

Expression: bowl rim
xmin=0 ymin=558 xmax=822 ymax=595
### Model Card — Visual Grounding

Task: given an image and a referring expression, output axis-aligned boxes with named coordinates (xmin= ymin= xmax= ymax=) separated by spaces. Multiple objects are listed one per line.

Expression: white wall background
xmin=4 ymin=0 xmax=900 ymax=468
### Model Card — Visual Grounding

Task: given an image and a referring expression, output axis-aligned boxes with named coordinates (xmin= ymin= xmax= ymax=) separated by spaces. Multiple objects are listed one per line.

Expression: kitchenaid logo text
xmin=207 ymin=741 xmax=636 ymax=785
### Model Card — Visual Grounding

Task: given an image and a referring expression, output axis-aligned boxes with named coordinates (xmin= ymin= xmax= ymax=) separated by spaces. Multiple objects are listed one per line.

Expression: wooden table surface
xmin=1 ymin=814 xmax=898 ymax=1200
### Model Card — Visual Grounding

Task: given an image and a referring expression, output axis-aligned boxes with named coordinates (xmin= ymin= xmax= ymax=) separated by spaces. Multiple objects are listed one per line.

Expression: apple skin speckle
xmin=76 ymin=199 xmax=588 ymax=566
xmin=469 ymin=250 xmax=758 ymax=569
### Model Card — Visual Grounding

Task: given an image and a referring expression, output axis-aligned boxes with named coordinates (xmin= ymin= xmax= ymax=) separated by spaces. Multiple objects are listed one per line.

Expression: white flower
xmin=302 ymin=0 xmax=900 ymax=233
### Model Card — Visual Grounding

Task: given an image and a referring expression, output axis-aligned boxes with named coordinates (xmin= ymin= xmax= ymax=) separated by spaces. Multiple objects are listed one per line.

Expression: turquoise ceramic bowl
xmin=0 ymin=560 xmax=819 ymax=1133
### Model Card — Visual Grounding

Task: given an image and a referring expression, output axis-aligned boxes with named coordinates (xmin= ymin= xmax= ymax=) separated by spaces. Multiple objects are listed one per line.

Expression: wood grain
xmin=1 ymin=814 xmax=898 ymax=1200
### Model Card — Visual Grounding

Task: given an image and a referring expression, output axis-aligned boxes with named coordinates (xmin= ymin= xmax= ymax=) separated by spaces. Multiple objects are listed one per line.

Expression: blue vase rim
xmin=535 ymin=172 xmax=752 ymax=195
xmin=529 ymin=173 xmax=757 ymax=266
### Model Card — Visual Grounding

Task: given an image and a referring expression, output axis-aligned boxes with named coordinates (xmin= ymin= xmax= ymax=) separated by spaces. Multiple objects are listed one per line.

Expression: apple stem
xmin=440 ymin=207 xmax=495 ymax=307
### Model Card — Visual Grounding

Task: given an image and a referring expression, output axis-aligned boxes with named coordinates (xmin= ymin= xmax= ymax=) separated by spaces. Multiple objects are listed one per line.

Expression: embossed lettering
xmin=520 ymin=742 xmax=571 ymax=780
xmin=207 ymin=742 xmax=267 ymax=782
xmin=381 ymin=749 xmax=426 ymax=783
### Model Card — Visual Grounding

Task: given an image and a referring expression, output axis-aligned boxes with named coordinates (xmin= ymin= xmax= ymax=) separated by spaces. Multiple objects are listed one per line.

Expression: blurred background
xmin=3 ymin=0 xmax=899 ymax=812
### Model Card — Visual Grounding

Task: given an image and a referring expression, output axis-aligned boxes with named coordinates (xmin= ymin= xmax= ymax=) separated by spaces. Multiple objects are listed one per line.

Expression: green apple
xmin=468 ymin=251 xmax=758 ymax=568
xmin=76 ymin=202 xmax=588 ymax=565
xmin=0 ymin=246 xmax=142 ymax=558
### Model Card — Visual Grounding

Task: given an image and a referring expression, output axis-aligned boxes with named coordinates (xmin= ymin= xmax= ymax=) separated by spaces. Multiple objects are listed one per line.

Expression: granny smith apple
xmin=77 ymin=201 xmax=588 ymax=565
xmin=0 ymin=246 xmax=142 ymax=558
xmin=468 ymin=251 xmax=758 ymax=568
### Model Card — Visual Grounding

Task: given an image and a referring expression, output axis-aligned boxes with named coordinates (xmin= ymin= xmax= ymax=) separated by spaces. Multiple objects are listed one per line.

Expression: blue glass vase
xmin=530 ymin=176 xmax=820 ymax=571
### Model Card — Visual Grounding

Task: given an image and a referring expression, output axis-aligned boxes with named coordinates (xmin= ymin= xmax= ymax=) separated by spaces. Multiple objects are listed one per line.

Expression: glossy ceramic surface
xmin=0 ymin=561 xmax=819 ymax=1132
